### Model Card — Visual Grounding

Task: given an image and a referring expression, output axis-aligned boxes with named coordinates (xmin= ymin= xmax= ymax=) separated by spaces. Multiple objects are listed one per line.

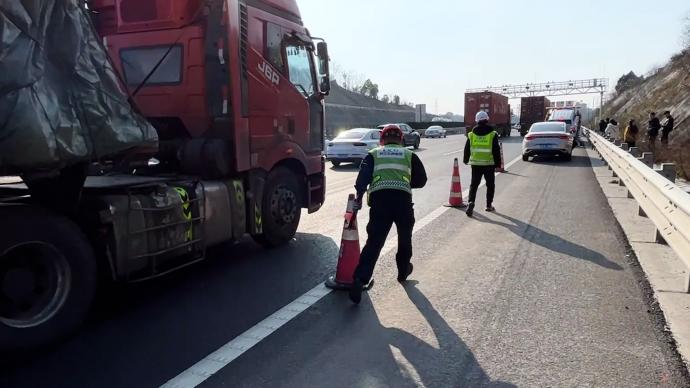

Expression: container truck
xmin=0 ymin=0 xmax=330 ymax=349
xmin=464 ymin=91 xmax=511 ymax=137
xmin=519 ymin=96 xmax=551 ymax=136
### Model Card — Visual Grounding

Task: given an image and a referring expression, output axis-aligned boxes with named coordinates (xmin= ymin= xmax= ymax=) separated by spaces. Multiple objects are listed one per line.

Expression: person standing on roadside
xmin=661 ymin=110 xmax=674 ymax=145
xmin=647 ymin=112 xmax=661 ymax=152
xmin=623 ymin=119 xmax=639 ymax=148
xmin=348 ymin=124 xmax=427 ymax=304
xmin=605 ymin=119 xmax=620 ymax=140
xmin=463 ymin=111 xmax=502 ymax=218
xmin=598 ymin=119 xmax=607 ymax=134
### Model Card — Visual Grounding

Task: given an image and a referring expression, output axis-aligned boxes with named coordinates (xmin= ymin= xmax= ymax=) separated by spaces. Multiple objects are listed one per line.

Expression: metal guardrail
xmin=585 ymin=127 xmax=690 ymax=292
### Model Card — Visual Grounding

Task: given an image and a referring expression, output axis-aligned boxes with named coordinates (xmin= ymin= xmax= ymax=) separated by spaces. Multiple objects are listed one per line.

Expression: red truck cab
xmin=90 ymin=0 xmax=329 ymax=212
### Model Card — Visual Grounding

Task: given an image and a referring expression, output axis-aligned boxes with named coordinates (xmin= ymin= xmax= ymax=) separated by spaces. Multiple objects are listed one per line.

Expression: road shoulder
xmin=586 ymin=146 xmax=690 ymax=372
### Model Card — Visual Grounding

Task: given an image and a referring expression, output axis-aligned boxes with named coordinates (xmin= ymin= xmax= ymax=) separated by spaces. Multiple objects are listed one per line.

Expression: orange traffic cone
xmin=325 ymin=194 xmax=363 ymax=290
xmin=444 ymin=158 xmax=466 ymax=208
xmin=495 ymin=141 xmax=506 ymax=173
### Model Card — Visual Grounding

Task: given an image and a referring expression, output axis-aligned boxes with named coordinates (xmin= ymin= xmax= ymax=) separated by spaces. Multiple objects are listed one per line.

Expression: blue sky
xmin=300 ymin=0 xmax=689 ymax=114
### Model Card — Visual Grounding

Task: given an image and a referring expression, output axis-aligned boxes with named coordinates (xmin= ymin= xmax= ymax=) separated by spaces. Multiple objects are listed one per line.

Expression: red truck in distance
xmin=519 ymin=96 xmax=551 ymax=136
xmin=464 ymin=91 xmax=511 ymax=137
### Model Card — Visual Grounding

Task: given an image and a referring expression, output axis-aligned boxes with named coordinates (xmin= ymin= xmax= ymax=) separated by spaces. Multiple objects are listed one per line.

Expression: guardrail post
xmin=639 ymin=152 xmax=654 ymax=167
xmin=621 ymin=143 xmax=629 ymax=151
xmin=629 ymin=147 xmax=640 ymax=157
xmin=655 ymin=163 xmax=676 ymax=183
xmin=613 ymin=139 xmax=622 ymax=146
xmin=655 ymin=229 xmax=667 ymax=245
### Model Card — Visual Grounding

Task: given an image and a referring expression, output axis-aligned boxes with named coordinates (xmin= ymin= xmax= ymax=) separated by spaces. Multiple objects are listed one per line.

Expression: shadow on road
xmin=339 ymin=282 xmax=515 ymax=387
xmin=500 ymin=171 xmax=528 ymax=178
xmin=329 ymin=163 xmax=361 ymax=171
xmin=529 ymin=154 xmax=591 ymax=167
xmin=1 ymin=233 xmax=340 ymax=387
xmin=472 ymin=212 xmax=622 ymax=270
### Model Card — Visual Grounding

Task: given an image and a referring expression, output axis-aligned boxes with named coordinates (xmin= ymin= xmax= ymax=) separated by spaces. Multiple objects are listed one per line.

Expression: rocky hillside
xmin=602 ymin=50 xmax=690 ymax=177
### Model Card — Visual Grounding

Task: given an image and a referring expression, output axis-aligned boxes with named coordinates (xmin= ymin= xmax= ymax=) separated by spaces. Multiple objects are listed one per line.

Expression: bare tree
xmin=345 ymin=71 xmax=365 ymax=93
xmin=369 ymin=83 xmax=379 ymax=100
xmin=330 ymin=62 xmax=345 ymax=86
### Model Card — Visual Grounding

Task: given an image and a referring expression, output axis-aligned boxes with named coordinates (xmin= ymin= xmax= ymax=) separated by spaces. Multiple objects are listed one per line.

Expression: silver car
xmin=522 ymin=122 xmax=574 ymax=161
xmin=326 ymin=128 xmax=381 ymax=166
xmin=424 ymin=125 xmax=446 ymax=138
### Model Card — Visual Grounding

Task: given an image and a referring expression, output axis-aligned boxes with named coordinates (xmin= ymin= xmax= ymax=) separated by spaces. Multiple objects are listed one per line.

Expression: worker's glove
xmin=353 ymin=196 xmax=363 ymax=211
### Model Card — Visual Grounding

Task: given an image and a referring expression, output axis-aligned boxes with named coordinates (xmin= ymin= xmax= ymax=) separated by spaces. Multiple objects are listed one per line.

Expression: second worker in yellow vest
xmin=463 ymin=111 xmax=502 ymax=217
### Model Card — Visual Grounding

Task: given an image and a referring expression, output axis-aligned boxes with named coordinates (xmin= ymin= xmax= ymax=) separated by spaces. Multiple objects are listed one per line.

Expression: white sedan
xmin=425 ymin=125 xmax=446 ymax=138
xmin=326 ymin=128 xmax=381 ymax=167
xmin=522 ymin=121 xmax=574 ymax=162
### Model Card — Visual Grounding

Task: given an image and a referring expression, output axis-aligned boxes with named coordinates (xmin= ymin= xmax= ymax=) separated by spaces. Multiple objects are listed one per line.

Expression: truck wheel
xmin=522 ymin=154 xmax=529 ymax=161
xmin=253 ymin=167 xmax=302 ymax=248
xmin=0 ymin=205 xmax=97 ymax=350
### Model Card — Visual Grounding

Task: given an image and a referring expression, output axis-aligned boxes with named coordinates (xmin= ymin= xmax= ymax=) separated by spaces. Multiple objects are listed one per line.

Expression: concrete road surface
xmin=2 ymin=134 xmax=688 ymax=387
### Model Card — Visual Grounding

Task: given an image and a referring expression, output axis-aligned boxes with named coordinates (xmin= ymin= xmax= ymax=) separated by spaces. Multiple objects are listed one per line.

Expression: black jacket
xmin=463 ymin=124 xmax=502 ymax=168
xmin=355 ymin=149 xmax=427 ymax=200
xmin=647 ymin=117 xmax=661 ymax=137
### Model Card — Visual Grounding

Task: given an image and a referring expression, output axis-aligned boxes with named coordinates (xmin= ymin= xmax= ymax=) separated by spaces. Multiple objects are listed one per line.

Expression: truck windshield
xmin=286 ymin=44 xmax=315 ymax=97
xmin=547 ymin=109 xmax=574 ymax=122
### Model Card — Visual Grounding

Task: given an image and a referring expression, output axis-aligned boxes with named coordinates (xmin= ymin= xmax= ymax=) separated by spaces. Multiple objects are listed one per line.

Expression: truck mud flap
xmin=227 ymin=180 xmax=246 ymax=241
xmin=247 ymin=171 xmax=266 ymax=235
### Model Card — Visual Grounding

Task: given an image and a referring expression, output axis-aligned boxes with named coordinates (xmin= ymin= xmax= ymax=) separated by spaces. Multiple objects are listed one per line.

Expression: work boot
xmin=349 ymin=278 xmax=364 ymax=304
xmin=466 ymin=202 xmax=475 ymax=217
xmin=486 ymin=205 xmax=496 ymax=212
xmin=397 ymin=263 xmax=414 ymax=282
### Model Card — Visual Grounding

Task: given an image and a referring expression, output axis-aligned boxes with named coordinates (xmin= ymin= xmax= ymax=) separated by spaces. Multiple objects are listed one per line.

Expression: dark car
xmin=377 ymin=123 xmax=421 ymax=149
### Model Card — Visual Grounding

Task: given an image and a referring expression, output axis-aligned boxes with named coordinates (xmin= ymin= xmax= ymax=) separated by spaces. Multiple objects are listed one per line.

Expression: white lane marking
xmin=161 ymin=154 xmax=524 ymax=388
xmin=443 ymin=149 xmax=463 ymax=156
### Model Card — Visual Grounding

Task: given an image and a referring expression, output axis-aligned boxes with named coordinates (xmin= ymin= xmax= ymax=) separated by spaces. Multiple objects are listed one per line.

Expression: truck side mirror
xmin=317 ymin=42 xmax=330 ymax=95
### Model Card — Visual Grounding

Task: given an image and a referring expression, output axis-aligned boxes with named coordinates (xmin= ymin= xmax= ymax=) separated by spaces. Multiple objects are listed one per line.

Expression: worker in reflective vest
xmin=463 ymin=111 xmax=502 ymax=217
xmin=349 ymin=124 xmax=427 ymax=304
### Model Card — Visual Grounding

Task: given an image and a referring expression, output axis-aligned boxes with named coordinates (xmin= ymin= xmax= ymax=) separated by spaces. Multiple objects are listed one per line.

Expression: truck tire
xmin=0 ymin=205 xmax=97 ymax=350
xmin=252 ymin=167 xmax=302 ymax=248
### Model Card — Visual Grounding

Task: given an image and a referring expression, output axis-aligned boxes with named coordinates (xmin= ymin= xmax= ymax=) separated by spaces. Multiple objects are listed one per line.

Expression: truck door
xmin=284 ymin=41 xmax=323 ymax=153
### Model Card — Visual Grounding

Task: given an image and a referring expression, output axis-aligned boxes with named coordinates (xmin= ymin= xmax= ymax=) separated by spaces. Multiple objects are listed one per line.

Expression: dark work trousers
xmin=354 ymin=190 xmax=415 ymax=284
xmin=468 ymin=165 xmax=496 ymax=205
